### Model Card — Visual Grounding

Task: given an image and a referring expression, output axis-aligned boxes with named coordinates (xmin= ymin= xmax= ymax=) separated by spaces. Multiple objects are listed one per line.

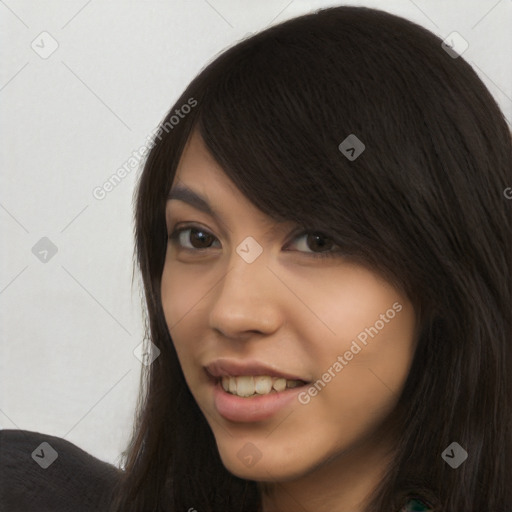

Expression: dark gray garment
xmin=0 ymin=429 xmax=121 ymax=512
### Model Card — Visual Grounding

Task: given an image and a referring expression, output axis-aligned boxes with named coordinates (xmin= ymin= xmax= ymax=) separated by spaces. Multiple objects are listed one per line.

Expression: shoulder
xmin=0 ymin=428 xmax=122 ymax=512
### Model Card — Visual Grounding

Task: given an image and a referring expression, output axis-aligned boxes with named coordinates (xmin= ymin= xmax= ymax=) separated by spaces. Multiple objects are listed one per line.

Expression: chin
xmin=216 ymin=442 xmax=315 ymax=483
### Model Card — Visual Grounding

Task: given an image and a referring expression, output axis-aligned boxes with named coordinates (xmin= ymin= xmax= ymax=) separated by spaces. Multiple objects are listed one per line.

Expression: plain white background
xmin=1 ymin=0 xmax=511 ymax=467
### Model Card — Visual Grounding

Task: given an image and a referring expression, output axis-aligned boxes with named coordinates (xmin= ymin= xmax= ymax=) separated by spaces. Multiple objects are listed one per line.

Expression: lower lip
xmin=211 ymin=379 xmax=308 ymax=423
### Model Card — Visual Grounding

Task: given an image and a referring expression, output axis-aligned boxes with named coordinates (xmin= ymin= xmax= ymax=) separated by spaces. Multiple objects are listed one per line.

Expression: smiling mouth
xmin=216 ymin=375 xmax=309 ymax=398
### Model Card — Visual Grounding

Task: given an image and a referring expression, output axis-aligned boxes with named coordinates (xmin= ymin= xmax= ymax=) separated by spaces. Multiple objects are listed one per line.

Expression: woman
xmin=38 ymin=4 xmax=510 ymax=512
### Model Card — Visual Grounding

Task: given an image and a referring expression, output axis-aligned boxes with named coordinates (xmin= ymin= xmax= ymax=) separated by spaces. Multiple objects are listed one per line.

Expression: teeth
xmin=254 ymin=376 xmax=272 ymax=394
xmin=220 ymin=375 xmax=305 ymax=397
xmin=273 ymin=377 xmax=286 ymax=392
xmin=228 ymin=376 xmax=237 ymax=394
xmin=236 ymin=376 xmax=254 ymax=397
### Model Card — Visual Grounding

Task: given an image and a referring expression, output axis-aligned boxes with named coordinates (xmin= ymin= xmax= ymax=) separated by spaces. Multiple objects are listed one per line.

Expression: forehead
xmin=167 ymin=131 xmax=297 ymax=236
xmin=173 ymin=129 xmax=241 ymax=196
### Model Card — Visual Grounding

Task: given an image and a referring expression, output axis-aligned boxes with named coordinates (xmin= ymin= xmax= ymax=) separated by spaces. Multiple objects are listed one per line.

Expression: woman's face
xmin=161 ymin=129 xmax=418 ymax=484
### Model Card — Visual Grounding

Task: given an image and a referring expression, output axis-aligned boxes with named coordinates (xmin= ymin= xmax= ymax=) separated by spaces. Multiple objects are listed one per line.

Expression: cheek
xmin=161 ymin=260 xmax=190 ymax=321
xmin=291 ymin=264 xmax=415 ymax=358
xmin=328 ymin=268 xmax=402 ymax=329
xmin=295 ymin=267 xmax=416 ymax=421
xmin=160 ymin=260 xmax=211 ymax=335
xmin=160 ymin=262 xmax=201 ymax=368
xmin=309 ymin=304 xmax=416 ymax=436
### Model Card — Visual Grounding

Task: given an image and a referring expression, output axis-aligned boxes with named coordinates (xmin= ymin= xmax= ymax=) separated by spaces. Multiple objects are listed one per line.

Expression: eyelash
xmin=167 ymin=223 xmax=342 ymax=259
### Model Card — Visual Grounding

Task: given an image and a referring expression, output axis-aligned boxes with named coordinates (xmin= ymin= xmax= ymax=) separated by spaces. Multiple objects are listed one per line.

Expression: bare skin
xmin=161 ymin=128 xmax=418 ymax=512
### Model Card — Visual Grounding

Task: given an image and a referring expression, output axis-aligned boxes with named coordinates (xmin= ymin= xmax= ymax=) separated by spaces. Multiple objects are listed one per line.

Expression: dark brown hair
xmin=109 ymin=6 xmax=512 ymax=511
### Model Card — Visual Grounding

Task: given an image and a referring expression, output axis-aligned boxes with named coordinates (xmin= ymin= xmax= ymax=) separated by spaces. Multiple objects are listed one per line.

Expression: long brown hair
xmin=109 ymin=6 xmax=512 ymax=511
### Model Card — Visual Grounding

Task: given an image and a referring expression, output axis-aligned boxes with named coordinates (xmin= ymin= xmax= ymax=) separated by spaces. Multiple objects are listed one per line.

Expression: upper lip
xmin=205 ymin=358 xmax=309 ymax=383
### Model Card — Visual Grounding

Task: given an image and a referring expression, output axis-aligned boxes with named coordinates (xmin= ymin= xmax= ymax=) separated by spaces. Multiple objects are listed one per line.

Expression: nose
xmin=208 ymin=248 xmax=284 ymax=339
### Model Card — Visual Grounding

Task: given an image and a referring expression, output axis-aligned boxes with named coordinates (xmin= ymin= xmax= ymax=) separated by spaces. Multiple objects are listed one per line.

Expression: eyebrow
xmin=166 ymin=184 xmax=295 ymax=240
xmin=167 ymin=185 xmax=221 ymax=221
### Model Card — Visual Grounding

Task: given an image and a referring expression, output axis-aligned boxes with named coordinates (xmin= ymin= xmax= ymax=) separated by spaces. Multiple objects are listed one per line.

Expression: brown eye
xmin=180 ymin=228 xmax=216 ymax=249
xmin=305 ymin=233 xmax=335 ymax=252
xmin=168 ymin=226 xmax=220 ymax=251
xmin=168 ymin=224 xmax=341 ymax=259
xmin=287 ymin=231 xmax=338 ymax=258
